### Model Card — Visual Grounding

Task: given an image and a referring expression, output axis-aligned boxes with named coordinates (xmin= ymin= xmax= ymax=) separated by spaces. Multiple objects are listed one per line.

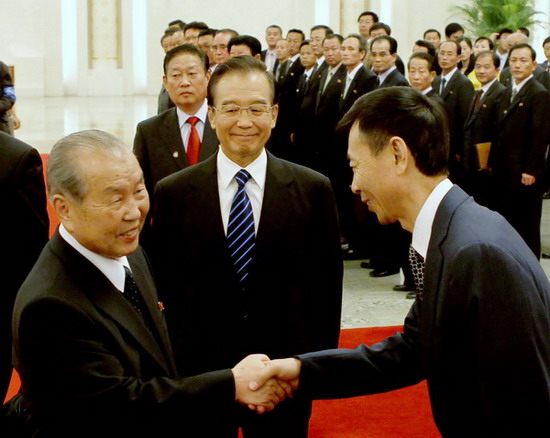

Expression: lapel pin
xmin=482 ymin=104 xmax=487 ymax=108
xmin=157 ymin=302 xmax=165 ymax=311
xmin=353 ymin=89 xmax=358 ymax=94
xmin=519 ymin=102 xmax=524 ymax=107
xmin=449 ymin=90 xmax=454 ymax=95
xmin=337 ymin=79 xmax=342 ymax=83
xmin=172 ymin=151 xmax=179 ymax=158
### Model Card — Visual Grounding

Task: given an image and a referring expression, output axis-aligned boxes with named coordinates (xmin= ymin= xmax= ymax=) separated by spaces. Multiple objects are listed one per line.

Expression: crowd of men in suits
xmin=147 ymin=14 xmax=550 ymax=293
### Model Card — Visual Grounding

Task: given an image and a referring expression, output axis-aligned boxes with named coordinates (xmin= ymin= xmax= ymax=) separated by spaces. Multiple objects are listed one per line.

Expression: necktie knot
xmin=235 ymin=169 xmax=252 ymax=188
xmin=187 ymin=116 xmax=199 ymax=127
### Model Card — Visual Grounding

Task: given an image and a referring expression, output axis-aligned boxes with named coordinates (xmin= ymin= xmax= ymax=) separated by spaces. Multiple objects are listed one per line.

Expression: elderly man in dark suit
xmin=11 ymin=129 xmax=289 ymax=438
xmin=490 ymin=43 xmax=550 ymax=259
xmin=251 ymin=87 xmax=550 ymax=438
xmin=369 ymin=36 xmax=408 ymax=87
xmin=0 ymin=132 xmax=49 ymax=418
xmin=152 ymin=56 xmax=343 ymax=438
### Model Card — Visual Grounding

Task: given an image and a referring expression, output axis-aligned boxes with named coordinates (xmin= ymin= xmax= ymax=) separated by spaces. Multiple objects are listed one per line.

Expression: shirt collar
xmin=378 ymin=65 xmax=396 ymax=84
xmin=328 ymin=62 xmax=342 ymax=74
xmin=217 ymin=148 xmax=267 ymax=191
xmin=442 ymin=67 xmax=458 ymax=83
xmin=480 ymin=77 xmax=498 ymax=93
xmin=177 ymin=99 xmax=208 ymax=129
xmin=411 ymin=178 xmax=454 ymax=259
xmin=290 ymin=53 xmax=300 ymax=63
xmin=422 ymin=86 xmax=433 ymax=95
xmin=513 ymin=74 xmax=533 ymax=93
xmin=304 ymin=67 xmax=315 ymax=78
xmin=316 ymin=56 xmax=325 ymax=67
xmin=347 ymin=63 xmax=363 ymax=80
xmin=59 ymin=224 xmax=129 ymax=292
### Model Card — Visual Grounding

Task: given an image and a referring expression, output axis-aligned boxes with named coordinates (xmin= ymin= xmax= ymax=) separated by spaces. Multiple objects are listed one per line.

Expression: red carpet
xmin=6 ymin=326 xmax=439 ymax=437
xmin=308 ymin=325 xmax=440 ymax=437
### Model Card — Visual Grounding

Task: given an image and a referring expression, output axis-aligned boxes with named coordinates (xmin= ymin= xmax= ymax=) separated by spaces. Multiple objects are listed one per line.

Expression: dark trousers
xmin=494 ymin=184 xmax=543 ymax=259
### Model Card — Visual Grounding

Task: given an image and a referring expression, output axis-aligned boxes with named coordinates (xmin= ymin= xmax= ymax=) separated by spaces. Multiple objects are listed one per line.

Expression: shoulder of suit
xmin=157 ymin=154 xmax=215 ymax=190
xmin=137 ymin=107 xmax=176 ymax=129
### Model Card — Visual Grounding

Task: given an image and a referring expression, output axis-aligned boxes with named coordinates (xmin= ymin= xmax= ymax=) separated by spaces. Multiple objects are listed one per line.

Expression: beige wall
xmin=0 ymin=0 xmax=548 ymax=97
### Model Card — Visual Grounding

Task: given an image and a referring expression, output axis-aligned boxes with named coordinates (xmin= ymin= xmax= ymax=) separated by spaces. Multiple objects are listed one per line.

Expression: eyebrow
xmin=219 ymin=98 xmax=269 ymax=105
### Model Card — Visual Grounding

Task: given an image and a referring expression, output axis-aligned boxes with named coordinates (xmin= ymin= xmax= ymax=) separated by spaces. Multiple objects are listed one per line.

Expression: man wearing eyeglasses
xmin=151 ymin=56 xmax=343 ymax=437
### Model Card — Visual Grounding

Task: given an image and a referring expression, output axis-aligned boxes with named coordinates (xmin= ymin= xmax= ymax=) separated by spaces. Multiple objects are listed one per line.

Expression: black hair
xmin=227 ymin=35 xmax=262 ymax=57
xmin=207 ymin=56 xmax=276 ymax=105
xmin=509 ymin=43 xmax=537 ymax=62
xmin=358 ymin=11 xmax=379 ymax=23
xmin=371 ymin=35 xmax=398 ymax=54
xmin=423 ymin=28 xmax=441 ymax=39
xmin=473 ymin=50 xmax=500 ymax=69
xmin=408 ymin=52 xmax=436 ymax=72
xmin=163 ymin=43 xmax=209 ymax=74
xmin=370 ymin=22 xmax=391 ymax=36
xmin=445 ymin=22 xmax=464 ymax=38
xmin=338 ymin=87 xmax=449 ymax=176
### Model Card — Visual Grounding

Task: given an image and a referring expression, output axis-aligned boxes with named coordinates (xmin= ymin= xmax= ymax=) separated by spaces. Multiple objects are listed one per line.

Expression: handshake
xmin=232 ymin=354 xmax=302 ymax=413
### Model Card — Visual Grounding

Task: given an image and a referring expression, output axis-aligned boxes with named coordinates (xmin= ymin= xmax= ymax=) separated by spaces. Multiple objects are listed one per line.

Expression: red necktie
xmin=186 ymin=116 xmax=201 ymax=166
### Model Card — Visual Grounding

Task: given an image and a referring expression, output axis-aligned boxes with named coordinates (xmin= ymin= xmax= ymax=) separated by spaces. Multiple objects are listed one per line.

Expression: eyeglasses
xmin=212 ymin=104 xmax=273 ymax=118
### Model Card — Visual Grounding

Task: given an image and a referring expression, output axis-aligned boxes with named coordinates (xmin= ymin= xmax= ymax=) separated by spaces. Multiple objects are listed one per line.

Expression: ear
xmin=52 ymin=194 xmax=74 ymax=232
xmin=389 ymin=136 xmax=410 ymax=175
xmin=207 ymin=106 xmax=217 ymax=129
xmin=270 ymin=103 xmax=279 ymax=128
xmin=430 ymin=71 xmax=436 ymax=81
xmin=162 ymin=75 xmax=168 ymax=87
xmin=206 ymin=69 xmax=212 ymax=82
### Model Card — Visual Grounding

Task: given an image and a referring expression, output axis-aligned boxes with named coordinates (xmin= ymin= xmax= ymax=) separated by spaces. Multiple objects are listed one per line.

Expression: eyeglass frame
xmin=210 ymin=103 xmax=276 ymax=118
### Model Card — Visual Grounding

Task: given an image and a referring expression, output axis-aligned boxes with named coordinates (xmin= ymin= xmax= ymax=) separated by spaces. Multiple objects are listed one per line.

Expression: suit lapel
xmin=51 ymin=233 xmax=173 ymax=375
xmin=423 ymin=186 xmax=469 ymax=346
xmin=199 ymin=117 xmax=219 ymax=161
xmin=500 ymin=77 xmax=533 ymax=122
xmin=161 ymin=108 xmax=189 ymax=168
xmin=441 ymin=70 xmax=459 ymax=100
xmin=253 ymin=153 xmax=293 ymax=275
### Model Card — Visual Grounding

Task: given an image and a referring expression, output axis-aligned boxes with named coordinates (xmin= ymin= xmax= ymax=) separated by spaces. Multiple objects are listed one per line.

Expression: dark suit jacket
xmin=0 ymin=132 xmax=49 ymax=403
xmin=491 ymin=76 xmax=550 ymax=189
xmin=151 ymin=151 xmax=343 ymax=377
xmin=157 ymin=84 xmax=174 ymax=115
xmin=12 ymin=233 xmax=234 ymax=438
xmin=463 ymin=80 xmax=506 ymax=173
xmin=339 ymin=65 xmax=377 ymax=117
xmin=433 ymin=70 xmax=475 ymax=169
xmin=133 ymin=106 xmax=219 ymax=199
xmin=297 ymin=186 xmax=550 ymax=437
xmin=500 ymin=64 xmax=550 ymax=92
xmin=269 ymin=58 xmax=305 ymax=160
xmin=378 ymin=68 xmax=409 ymax=87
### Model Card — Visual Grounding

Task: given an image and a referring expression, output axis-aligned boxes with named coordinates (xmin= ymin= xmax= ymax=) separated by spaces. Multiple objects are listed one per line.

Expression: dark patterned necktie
xmin=123 ymin=266 xmax=148 ymax=319
xmin=227 ymin=169 xmax=255 ymax=283
xmin=408 ymin=246 xmax=425 ymax=300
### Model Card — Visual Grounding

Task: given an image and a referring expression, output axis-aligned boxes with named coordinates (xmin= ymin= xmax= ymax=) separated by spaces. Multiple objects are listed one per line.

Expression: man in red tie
xmin=134 ymin=44 xmax=219 ymax=203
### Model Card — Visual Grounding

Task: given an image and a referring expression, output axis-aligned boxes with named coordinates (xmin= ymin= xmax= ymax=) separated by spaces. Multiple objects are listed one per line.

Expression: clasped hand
xmin=232 ymin=355 xmax=301 ymax=414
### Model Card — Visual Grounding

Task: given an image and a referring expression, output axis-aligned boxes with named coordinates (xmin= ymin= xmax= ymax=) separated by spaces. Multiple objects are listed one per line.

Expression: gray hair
xmin=47 ymin=129 xmax=130 ymax=203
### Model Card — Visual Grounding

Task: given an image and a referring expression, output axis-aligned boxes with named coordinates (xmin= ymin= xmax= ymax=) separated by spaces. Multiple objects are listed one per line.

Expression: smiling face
xmin=474 ymin=53 xmax=499 ymax=85
xmin=163 ymin=52 xmax=208 ymax=114
xmin=56 ymin=151 xmax=149 ymax=259
xmin=348 ymin=123 xmax=399 ymax=225
xmin=208 ymin=72 xmax=278 ymax=167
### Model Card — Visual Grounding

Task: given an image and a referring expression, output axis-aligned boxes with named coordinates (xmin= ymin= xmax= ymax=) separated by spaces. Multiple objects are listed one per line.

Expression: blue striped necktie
xmin=227 ymin=169 xmax=255 ymax=283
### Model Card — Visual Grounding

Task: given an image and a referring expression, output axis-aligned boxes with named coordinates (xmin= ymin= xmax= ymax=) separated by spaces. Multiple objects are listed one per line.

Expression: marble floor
xmin=11 ymin=95 xmax=550 ymax=329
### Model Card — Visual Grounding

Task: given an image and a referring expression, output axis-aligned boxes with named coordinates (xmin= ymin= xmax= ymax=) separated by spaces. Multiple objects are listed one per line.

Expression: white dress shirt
xmin=59 ymin=224 xmax=129 ymax=293
xmin=512 ymin=74 xmax=534 ymax=95
xmin=344 ymin=63 xmax=363 ymax=97
xmin=264 ymin=49 xmax=277 ymax=73
xmin=217 ymin=148 xmax=267 ymax=235
xmin=411 ymin=178 xmax=454 ymax=259
xmin=177 ymin=100 xmax=208 ymax=152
